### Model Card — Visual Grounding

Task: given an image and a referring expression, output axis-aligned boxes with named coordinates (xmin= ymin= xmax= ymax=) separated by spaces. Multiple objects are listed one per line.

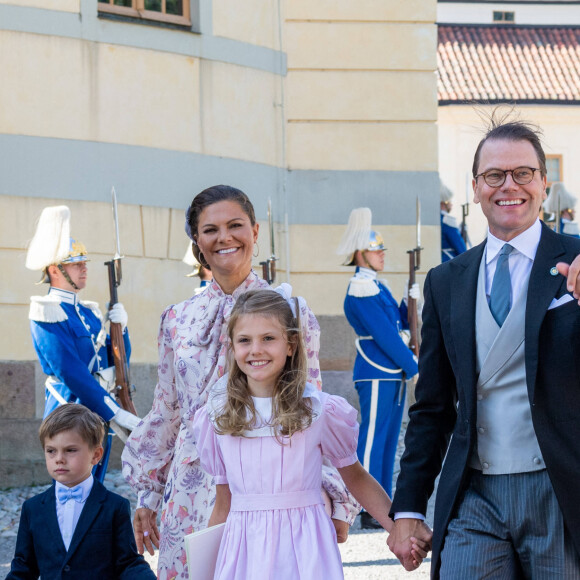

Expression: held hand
xmin=410 ymin=535 xmax=431 ymax=567
xmin=557 ymin=256 xmax=580 ymax=303
xmin=387 ymin=518 xmax=433 ymax=571
xmin=113 ymin=408 xmax=141 ymax=431
xmin=332 ymin=518 xmax=349 ymax=543
xmin=134 ymin=508 xmax=160 ymax=556
xmin=109 ymin=302 xmax=128 ymax=331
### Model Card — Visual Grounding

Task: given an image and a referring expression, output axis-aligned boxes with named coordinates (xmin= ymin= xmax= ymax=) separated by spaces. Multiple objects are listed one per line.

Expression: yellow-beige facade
xmin=0 ymin=0 xmax=439 ymax=484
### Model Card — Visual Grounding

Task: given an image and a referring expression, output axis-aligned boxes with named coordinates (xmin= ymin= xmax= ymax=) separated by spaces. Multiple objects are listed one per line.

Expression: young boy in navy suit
xmin=7 ymin=404 xmax=155 ymax=579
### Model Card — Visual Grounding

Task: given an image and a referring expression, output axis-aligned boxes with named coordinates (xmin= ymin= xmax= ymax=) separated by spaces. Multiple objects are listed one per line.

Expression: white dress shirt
xmin=484 ymin=218 xmax=541 ymax=304
xmin=55 ymin=475 xmax=94 ymax=550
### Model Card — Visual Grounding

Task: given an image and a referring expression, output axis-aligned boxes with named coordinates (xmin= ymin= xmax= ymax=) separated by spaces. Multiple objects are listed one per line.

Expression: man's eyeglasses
xmin=474 ymin=167 xmax=540 ymax=187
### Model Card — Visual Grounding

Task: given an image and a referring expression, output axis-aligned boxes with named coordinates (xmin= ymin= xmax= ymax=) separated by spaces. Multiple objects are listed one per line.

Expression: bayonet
xmin=105 ymin=187 xmax=137 ymax=419
xmin=269 ymin=198 xmax=275 ymax=257
xmin=416 ymin=196 xmax=421 ymax=249
xmin=461 ymin=173 xmax=471 ymax=247
xmin=260 ymin=198 xmax=278 ymax=284
xmin=112 ymin=186 xmax=122 ymax=261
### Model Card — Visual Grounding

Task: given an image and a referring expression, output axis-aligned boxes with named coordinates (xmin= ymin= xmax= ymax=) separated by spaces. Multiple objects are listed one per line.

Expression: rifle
xmin=460 ymin=202 xmax=470 ymax=246
xmin=259 ymin=198 xmax=278 ymax=285
xmin=461 ymin=174 xmax=471 ymax=247
xmin=406 ymin=197 xmax=422 ymax=358
xmin=104 ymin=187 xmax=137 ymax=416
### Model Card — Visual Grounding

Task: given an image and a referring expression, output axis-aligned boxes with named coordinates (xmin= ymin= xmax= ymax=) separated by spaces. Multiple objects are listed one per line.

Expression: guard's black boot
xmin=360 ymin=512 xmax=383 ymax=530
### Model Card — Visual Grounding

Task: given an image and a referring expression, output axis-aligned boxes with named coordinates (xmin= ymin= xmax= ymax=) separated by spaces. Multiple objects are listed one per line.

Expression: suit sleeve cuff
xmin=394 ymin=512 xmax=425 ymax=521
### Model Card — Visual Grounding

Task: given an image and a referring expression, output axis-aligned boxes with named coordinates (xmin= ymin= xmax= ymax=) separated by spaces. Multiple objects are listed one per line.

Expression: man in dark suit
xmin=7 ymin=405 xmax=155 ymax=580
xmin=387 ymin=119 xmax=580 ymax=578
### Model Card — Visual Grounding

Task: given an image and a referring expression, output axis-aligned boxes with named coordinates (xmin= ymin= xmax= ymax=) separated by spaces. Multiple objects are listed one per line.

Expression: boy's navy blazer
xmin=8 ymin=479 xmax=155 ymax=580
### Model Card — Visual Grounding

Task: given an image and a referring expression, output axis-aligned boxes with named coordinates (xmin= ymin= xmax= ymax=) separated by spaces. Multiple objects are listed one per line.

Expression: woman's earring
xmin=253 ymin=242 xmax=260 ymax=257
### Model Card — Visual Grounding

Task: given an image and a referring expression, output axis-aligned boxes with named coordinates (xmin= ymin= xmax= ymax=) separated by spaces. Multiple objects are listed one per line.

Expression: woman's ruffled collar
xmin=206 ymin=375 xmax=322 ymax=438
xmin=179 ymin=270 xmax=267 ymax=347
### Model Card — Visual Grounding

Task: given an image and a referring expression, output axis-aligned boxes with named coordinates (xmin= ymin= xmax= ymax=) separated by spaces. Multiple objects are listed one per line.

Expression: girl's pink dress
xmin=192 ymin=382 xmax=359 ymax=580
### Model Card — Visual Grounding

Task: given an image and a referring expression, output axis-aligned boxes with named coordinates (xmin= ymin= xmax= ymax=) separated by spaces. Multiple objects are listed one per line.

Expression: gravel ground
xmin=1 ymin=422 xmax=436 ymax=579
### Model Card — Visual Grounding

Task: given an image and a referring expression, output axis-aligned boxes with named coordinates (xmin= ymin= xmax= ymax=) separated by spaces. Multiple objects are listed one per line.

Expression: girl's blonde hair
xmin=214 ymin=289 xmax=312 ymax=439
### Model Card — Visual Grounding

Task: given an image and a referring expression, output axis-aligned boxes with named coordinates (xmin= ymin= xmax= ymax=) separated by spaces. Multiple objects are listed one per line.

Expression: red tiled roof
xmin=438 ymin=25 xmax=580 ymax=103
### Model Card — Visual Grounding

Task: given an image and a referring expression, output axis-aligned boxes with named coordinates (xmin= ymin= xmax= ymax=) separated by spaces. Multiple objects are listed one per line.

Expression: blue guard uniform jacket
xmin=29 ymin=287 xmax=131 ymax=480
xmin=29 ymin=287 xmax=131 ymax=420
xmin=344 ymin=268 xmax=418 ymax=382
xmin=441 ymin=211 xmax=467 ymax=262
xmin=561 ymin=218 xmax=580 ymax=238
xmin=7 ymin=479 xmax=155 ymax=580
xmin=343 ymin=267 xmax=418 ymax=495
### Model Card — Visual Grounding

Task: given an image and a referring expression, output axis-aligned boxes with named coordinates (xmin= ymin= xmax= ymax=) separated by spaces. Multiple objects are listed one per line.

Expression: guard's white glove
xmin=403 ymin=281 xmax=421 ymax=301
xmin=409 ymin=282 xmax=420 ymax=300
xmin=109 ymin=303 xmax=128 ymax=331
xmin=113 ymin=408 xmax=141 ymax=431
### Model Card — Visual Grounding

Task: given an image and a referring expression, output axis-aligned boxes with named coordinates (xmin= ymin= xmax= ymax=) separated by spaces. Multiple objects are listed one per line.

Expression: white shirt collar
xmin=355 ymin=267 xmax=377 ymax=280
xmin=55 ymin=474 xmax=94 ymax=503
xmin=251 ymin=395 xmax=273 ymax=425
xmin=49 ymin=287 xmax=78 ymax=305
xmin=486 ymin=218 xmax=542 ymax=264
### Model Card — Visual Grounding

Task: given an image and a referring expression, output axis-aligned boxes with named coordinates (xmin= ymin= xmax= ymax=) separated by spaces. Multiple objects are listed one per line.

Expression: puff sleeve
xmin=192 ymin=406 xmax=228 ymax=485
xmin=320 ymin=395 xmax=359 ymax=469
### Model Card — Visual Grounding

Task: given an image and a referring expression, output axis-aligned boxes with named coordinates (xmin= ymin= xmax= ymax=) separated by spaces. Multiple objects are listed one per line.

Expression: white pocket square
xmin=548 ymin=294 xmax=574 ymax=310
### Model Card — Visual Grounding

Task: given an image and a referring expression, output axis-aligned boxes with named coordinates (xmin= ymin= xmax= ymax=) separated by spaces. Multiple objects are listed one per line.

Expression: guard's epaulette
xmin=347 ymin=277 xmax=380 ymax=298
xmin=563 ymin=222 xmax=580 ymax=236
xmin=442 ymin=213 xmax=458 ymax=228
xmin=29 ymin=295 xmax=68 ymax=323
xmin=81 ymin=300 xmax=104 ymax=322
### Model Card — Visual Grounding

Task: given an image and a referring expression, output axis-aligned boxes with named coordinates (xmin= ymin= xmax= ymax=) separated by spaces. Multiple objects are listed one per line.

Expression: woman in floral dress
xmin=122 ymin=185 xmax=359 ymax=580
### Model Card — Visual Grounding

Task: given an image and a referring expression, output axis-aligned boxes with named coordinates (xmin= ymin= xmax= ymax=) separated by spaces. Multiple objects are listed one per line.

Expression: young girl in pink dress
xmin=193 ymin=289 xmax=427 ymax=579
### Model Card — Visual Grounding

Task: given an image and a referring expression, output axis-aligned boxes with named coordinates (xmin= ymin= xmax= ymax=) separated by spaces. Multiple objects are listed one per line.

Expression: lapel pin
xmin=550 ymin=267 xmax=558 ymax=276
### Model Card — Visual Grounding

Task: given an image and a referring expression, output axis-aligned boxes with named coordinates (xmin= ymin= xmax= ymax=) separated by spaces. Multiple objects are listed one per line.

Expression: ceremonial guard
xmin=544 ymin=181 xmax=580 ymax=238
xmin=338 ymin=208 xmax=419 ymax=529
xmin=440 ymin=182 xmax=467 ymax=262
xmin=25 ymin=205 xmax=140 ymax=481
xmin=183 ymin=242 xmax=212 ymax=295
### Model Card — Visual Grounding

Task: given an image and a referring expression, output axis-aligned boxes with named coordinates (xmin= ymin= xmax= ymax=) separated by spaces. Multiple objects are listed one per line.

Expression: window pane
xmin=114 ymin=0 xmax=133 ymax=5
xmin=546 ymin=157 xmax=562 ymax=183
xmin=505 ymin=12 xmax=515 ymax=22
xmin=166 ymin=0 xmax=183 ymax=15
xmin=493 ymin=11 xmax=503 ymax=21
xmin=145 ymin=0 xmax=162 ymax=12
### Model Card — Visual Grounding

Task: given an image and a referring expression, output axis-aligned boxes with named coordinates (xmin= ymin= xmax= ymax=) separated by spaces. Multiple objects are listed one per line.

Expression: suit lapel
xmin=41 ymin=484 xmax=68 ymax=554
xmin=450 ymin=240 xmax=486 ymax=413
xmin=64 ymin=479 xmax=106 ymax=562
xmin=525 ymin=224 xmax=567 ymax=401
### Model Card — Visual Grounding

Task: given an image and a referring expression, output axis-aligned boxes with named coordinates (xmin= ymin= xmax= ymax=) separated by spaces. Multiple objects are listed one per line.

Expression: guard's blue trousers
xmin=355 ymin=379 xmax=405 ymax=497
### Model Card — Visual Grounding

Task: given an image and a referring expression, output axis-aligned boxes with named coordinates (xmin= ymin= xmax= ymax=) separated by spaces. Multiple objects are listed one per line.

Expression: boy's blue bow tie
xmin=57 ymin=486 xmax=83 ymax=504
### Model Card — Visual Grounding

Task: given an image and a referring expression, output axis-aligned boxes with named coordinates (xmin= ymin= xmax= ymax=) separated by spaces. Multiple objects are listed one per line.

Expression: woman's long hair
xmin=214 ymin=290 xmax=313 ymax=440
